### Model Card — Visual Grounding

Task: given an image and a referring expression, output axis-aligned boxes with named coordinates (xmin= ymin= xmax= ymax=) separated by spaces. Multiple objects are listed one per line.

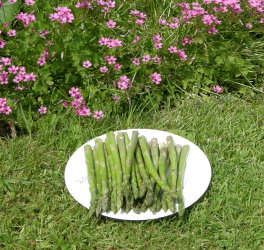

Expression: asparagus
xmin=135 ymin=146 xmax=153 ymax=191
xmin=93 ymin=143 xmax=102 ymax=216
xmin=167 ymin=136 xmax=178 ymax=192
xmin=95 ymin=138 xmax=109 ymax=212
xmin=139 ymin=136 xmax=177 ymax=199
xmin=104 ymin=144 xmax=112 ymax=193
xmin=84 ymin=145 xmax=98 ymax=217
xmin=123 ymin=131 xmax=139 ymax=192
xmin=131 ymin=160 xmax=139 ymax=200
xmin=176 ymin=144 xmax=182 ymax=157
xmin=177 ymin=145 xmax=190 ymax=216
xmin=106 ymin=132 xmax=123 ymax=211
xmin=135 ymin=158 xmax=146 ymax=198
xmin=116 ymin=132 xmax=127 ymax=176
xmin=158 ymin=143 xmax=168 ymax=212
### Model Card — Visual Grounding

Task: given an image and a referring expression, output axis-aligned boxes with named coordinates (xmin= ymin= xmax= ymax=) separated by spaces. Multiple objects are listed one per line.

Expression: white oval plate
xmin=64 ymin=129 xmax=211 ymax=220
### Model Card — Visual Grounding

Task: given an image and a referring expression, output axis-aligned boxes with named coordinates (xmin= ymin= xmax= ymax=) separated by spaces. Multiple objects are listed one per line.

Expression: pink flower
xmin=100 ymin=66 xmax=108 ymax=73
xmin=130 ymin=10 xmax=140 ymax=16
xmin=132 ymin=36 xmax=141 ymax=44
xmin=16 ymin=12 xmax=36 ymax=26
xmin=98 ymin=37 xmax=110 ymax=45
xmin=107 ymin=0 xmax=115 ymax=8
xmin=8 ymin=65 xmax=19 ymax=74
xmin=261 ymin=18 xmax=264 ymax=24
xmin=0 ymin=98 xmax=12 ymax=115
xmin=208 ymin=26 xmax=218 ymax=35
xmin=168 ymin=46 xmax=178 ymax=53
xmin=102 ymin=7 xmax=109 ymax=13
xmin=49 ymin=7 xmax=74 ymax=24
xmin=8 ymin=0 xmax=17 ymax=3
xmin=245 ymin=23 xmax=252 ymax=29
xmin=181 ymin=37 xmax=192 ymax=45
xmin=37 ymin=57 xmax=46 ymax=66
xmin=26 ymin=72 xmax=37 ymax=81
xmin=38 ymin=106 xmax=47 ymax=114
xmin=177 ymin=49 xmax=187 ymax=61
xmin=7 ymin=29 xmax=16 ymax=37
xmin=25 ymin=0 xmax=35 ymax=6
xmin=113 ymin=94 xmax=120 ymax=101
xmin=63 ymin=102 xmax=68 ymax=108
xmin=1 ymin=57 xmax=12 ymax=65
xmin=151 ymin=72 xmax=162 ymax=84
xmin=142 ymin=54 xmax=151 ymax=62
xmin=114 ymin=63 xmax=122 ymax=70
xmin=154 ymin=42 xmax=162 ymax=49
xmin=83 ymin=60 xmax=92 ymax=68
xmin=159 ymin=18 xmax=167 ymax=24
xmin=212 ymin=85 xmax=222 ymax=93
xmin=0 ymin=40 xmax=6 ymax=48
xmin=138 ymin=12 xmax=147 ymax=19
xmin=135 ymin=19 xmax=144 ymax=25
xmin=106 ymin=20 xmax=116 ymax=28
xmin=93 ymin=110 xmax=104 ymax=119
xmin=132 ymin=58 xmax=140 ymax=66
xmin=152 ymin=56 xmax=162 ymax=63
xmin=107 ymin=56 xmax=117 ymax=65
xmin=69 ymin=87 xmax=79 ymax=97
xmin=152 ymin=34 xmax=162 ymax=42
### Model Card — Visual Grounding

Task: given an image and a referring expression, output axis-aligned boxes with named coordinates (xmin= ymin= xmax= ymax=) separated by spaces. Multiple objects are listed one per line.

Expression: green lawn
xmin=1 ymin=95 xmax=263 ymax=250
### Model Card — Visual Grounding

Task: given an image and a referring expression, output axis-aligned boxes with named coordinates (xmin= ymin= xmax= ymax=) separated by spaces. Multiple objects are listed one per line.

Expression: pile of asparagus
xmin=84 ymin=131 xmax=189 ymax=217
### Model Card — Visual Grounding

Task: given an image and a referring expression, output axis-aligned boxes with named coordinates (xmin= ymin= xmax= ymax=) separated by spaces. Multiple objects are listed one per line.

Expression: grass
xmin=0 ymin=94 xmax=264 ymax=250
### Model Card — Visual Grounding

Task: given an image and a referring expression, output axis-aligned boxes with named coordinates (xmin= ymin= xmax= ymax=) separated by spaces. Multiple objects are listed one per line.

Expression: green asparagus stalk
xmin=177 ymin=145 xmax=190 ymax=216
xmin=158 ymin=142 xmax=168 ymax=212
xmin=84 ymin=145 xmax=98 ymax=217
xmin=104 ymin=144 xmax=112 ymax=194
xmin=139 ymin=136 xmax=177 ymax=198
xmin=131 ymin=160 xmax=139 ymax=200
xmin=123 ymin=131 xmax=139 ymax=192
xmin=176 ymin=145 xmax=182 ymax=157
xmin=105 ymin=137 xmax=117 ymax=214
xmin=135 ymin=146 xmax=153 ymax=191
xmin=95 ymin=138 xmax=109 ymax=212
xmin=106 ymin=132 xmax=123 ymax=211
xmin=167 ymin=136 xmax=178 ymax=192
xmin=116 ymin=132 xmax=127 ymax=176
xmin=135 ymin=158 xmax=146 ymax=198
xmin=93 ymin=143 xmax=102 ymax=216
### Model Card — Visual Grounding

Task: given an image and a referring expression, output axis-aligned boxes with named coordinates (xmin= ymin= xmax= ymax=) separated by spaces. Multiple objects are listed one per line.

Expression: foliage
xmin=0 ymin=0 xmax=264 ymax=128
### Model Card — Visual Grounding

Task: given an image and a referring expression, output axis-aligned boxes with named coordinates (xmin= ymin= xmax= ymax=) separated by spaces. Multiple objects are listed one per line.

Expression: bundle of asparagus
xmin=84 ymin=131 xmax=189 ymax=218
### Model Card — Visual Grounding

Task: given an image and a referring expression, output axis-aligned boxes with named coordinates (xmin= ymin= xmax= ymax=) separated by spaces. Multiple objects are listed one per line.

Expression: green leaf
xmin=215 ymin=56 xmax=223 ymax=65
xmin=0 ymin=0 xmax=22 ymax=23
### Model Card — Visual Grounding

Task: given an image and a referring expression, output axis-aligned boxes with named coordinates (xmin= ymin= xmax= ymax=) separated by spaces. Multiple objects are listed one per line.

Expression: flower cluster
xmin=159 ymin=17 xmax=179 ymax=29
xmin=0 ymin=98 xmax=12 ymax=115
xmin=49 ymin=7 xmax=74 ymax=24
xmin=16 ymin=12 xmax=36 ymax=27
xmin=38 ymin=106 xmax=47 ymax=114
xmin=212 ymin=85 xmax=223 ymax=93
xmin=76 ymin=0 xmax=116 ymax=12
xmin=75 ymin=1 xmax=92 ymax=9
xmin=117 ymin=75 xmax=131 ymax=90
xmin=0 ymin=57 xmax=37 ymax=86
xmin=152 ymin=34 xmax=163 ymax=50
xmin=37 ymin=48 xmax=49 ymax=66
xmin=98 ymin=37 xmax=122 ymax=48
xmin=130 ymin=9 xmax=147 ymax=25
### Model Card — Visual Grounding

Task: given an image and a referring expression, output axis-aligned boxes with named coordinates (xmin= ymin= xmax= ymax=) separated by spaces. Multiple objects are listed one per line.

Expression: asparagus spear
xmin=135 ymin=146 xmax=153 ymax=191
xmin=95 ymin=138 xmax=109 ymax=212
xmin=84 ymin=145 xmax=98 ymax=217
xmin=134 ymin=158 xmax=146 ymax=198
xmin=139 ymin=136 xmax=177 ymax=199
xmin=106 ymin=132 xmax=123 ymax=211
xmin=159 ymin=142 xmax=168 ymax=212
xmin=131 ymin=160 xmax=139 ymax=200
xmin=104 ymin=144 xmax=112 ymax=193
xmin=167 ymin=136 xmax=178 ymax=192
xmin=116 ymin=132 xmax=127 ymax=176
xmin=149 ymin=139 xmax=159 ymax=213
xmin=177 ymin=145 xmax=190 ymax=216
xmin=93 ymin=143 xmax=102 ymax=216
xmin=105 ymin=137 xmax=117 ymax=214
